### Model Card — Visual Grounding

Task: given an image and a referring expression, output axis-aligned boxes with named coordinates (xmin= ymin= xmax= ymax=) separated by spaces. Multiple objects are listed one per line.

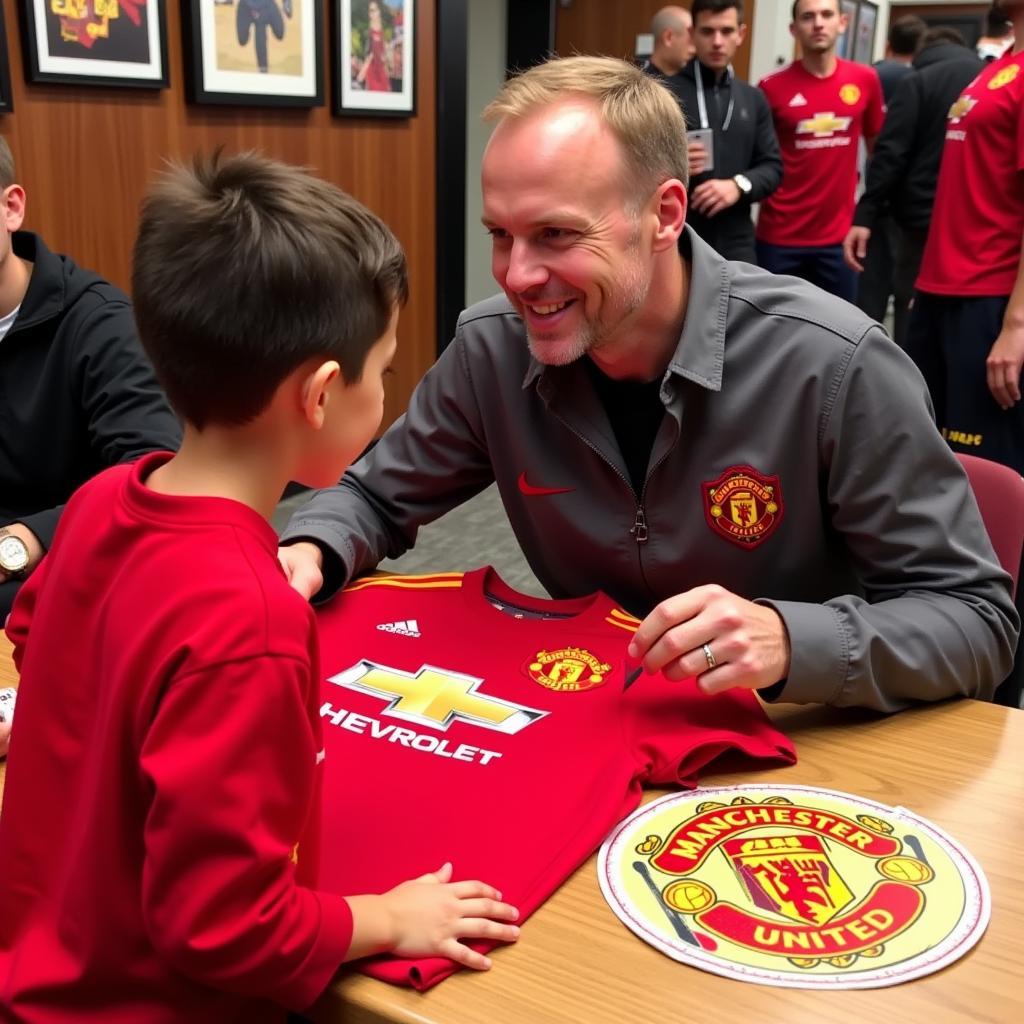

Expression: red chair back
xmin=955 ymin=453 xmax=1024 ymax=598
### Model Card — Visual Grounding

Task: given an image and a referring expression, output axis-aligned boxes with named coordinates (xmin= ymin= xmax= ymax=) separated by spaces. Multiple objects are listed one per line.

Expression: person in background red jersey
xmin=755 ymin=0 xmax=885 ymax=300
xmin=904 ymin=0 xmax=1024 ymax=474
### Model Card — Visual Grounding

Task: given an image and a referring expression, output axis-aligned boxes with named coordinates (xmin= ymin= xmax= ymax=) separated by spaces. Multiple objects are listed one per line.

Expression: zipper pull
xmin=630 ymin=506 xmax=649 ymax=544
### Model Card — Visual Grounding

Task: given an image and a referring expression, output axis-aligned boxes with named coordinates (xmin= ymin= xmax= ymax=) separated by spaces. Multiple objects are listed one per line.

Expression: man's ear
xmin=2 ymin=185 xmax=26 ymax=234
xmin=650 ymin=178 xmax=687 ymax=253
xmin=300 ymin=360 xmax=341 ymax=429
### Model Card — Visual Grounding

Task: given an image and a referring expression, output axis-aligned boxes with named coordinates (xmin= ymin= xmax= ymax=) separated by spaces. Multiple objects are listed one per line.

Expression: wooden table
xmin=2 ymin=638 xmax=1021 ymax=1022
xmin=310 ymin=698 xmax=1024 ymax=1024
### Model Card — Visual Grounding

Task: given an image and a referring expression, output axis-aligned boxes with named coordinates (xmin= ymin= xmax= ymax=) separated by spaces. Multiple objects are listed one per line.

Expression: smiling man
xmin=280 ymin=56 xmax=1017 ymax=713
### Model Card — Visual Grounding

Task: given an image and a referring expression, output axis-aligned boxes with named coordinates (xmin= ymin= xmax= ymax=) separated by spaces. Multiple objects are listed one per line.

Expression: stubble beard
xmin=525 ymin=244 xmax=650 ymax=368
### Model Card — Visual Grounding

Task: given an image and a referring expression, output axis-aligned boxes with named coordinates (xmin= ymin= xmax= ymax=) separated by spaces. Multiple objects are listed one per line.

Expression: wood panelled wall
xmin=555 ymin=0 xmax=756 ymax=83
xmin=0 ymin=0 xmax=436 ymax=432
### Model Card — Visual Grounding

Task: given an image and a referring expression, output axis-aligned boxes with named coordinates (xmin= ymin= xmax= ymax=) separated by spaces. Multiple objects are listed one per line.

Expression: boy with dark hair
xmin=0 ymin=152 xmax=519 ymax=1022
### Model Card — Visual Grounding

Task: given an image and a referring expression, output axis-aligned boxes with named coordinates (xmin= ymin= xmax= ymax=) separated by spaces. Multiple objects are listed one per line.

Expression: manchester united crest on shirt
xmin=988 ymin=64 xmax=1020 ymax=89
xmin=839 ymin=84 xmax=861 ymax=104
xmin=599 ymin=785 xmax=990 ymax=989
xmin=703 ymin=466 xmax=784 ymax=549
xmin=525 ymin=647 xmax=611 ymax=692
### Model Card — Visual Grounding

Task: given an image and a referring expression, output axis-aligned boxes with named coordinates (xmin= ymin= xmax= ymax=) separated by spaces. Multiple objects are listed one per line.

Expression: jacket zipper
xmin=630 ymin=507 xmax=648 ymax=544
xmin=549 ymin=411 xmax=649 ymax=545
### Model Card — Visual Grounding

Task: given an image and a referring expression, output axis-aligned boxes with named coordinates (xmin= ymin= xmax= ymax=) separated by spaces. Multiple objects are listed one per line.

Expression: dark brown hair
xmin=132 ymin=151 xmax=407 ymax=429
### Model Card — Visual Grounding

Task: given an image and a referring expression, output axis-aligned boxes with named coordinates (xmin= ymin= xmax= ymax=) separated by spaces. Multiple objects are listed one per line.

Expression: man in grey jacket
xmin=281 ymin=56 xmax=1018 ymax=714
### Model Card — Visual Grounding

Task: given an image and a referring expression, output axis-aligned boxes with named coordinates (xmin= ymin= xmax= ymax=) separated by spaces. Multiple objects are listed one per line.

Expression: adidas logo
xmin=789 ymin=92 xmax=808 ymax=107
xmin=376 ymin=619 xmax=421 ymax=637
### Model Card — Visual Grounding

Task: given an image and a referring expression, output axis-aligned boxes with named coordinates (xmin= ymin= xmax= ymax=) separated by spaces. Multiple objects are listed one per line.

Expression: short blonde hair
xmin=482 ymin=55 xmax=689 ymax=204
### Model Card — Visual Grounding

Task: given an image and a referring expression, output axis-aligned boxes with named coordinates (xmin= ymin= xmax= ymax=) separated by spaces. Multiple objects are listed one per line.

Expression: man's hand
xmin=0 ymin=524 xmax=45 ymax=583
xmin=688 ymin=140 xmax=710 ymax=177
xmin=627 ymin=584 xmax=791 ymax=695
xmin=690 ymin=178 xmax=741 ymax=219
xmin=0 ymin=720 xmax=11 ymax=759
xmin=842 ymin=226 xmax=871 ymax=273
xmin=986 ymin=322 xmax=1024 ymax=409
xmin=346 ymin=862 xmax=520 ymax=970
xmin=277 ymin=541 xmax=325 ymax=600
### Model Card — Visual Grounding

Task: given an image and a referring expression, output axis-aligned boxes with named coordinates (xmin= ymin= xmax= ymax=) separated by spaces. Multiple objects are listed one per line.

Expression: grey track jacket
xmin=284 ymin=229 xmax=1018 ymax=713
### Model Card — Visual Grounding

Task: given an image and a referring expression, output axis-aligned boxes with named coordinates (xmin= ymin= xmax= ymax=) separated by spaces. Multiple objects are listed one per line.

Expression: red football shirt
xmin=0 ymin=455 xmax=351 ymax=1024
xmin=916 ymin=50 xmax=1024 ymax=296
xmin=315 ymin=568 xmax=796 ymax=990
xmin=757 ymin=59 xmax=885 ymax=247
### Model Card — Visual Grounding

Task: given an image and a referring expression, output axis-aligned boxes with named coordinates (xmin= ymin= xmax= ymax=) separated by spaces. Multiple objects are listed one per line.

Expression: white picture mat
xmin=32 ymin=0 xmax=164 ymax=80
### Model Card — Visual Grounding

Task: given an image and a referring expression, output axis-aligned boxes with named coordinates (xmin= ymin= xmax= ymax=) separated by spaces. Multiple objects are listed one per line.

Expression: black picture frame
xmin=184 ymin=0 xmax=324 ymax=108
xmin=0 ymin=7 xmax=14 ymax=112
xmin=333 ymin=0 xmax=416 ymax=118
xmin=20 ymin=0 xmax=169 ymax=89
xmin=851 ymin=0 xmax=878 ymax=66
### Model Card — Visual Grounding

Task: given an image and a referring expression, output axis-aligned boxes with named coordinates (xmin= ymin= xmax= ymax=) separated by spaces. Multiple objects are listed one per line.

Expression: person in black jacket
xmin=0 ymin=138 xmax=180 ymax=617
xmin=855 ymin=15 xmax=926 ymax=328
xmin=842 ymin=29 xmax=983 ymax=347
xmin=674 ymin=0 xmax=781 ymax=263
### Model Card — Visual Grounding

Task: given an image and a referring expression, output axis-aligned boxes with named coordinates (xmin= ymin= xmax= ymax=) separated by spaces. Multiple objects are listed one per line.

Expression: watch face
xmin=0 ymin=535 xmax=29 ymax=573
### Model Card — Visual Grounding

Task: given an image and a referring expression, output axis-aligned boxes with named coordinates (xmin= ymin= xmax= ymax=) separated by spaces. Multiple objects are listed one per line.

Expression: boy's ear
xmin=300 ymin=360 xmax=341 ymax=428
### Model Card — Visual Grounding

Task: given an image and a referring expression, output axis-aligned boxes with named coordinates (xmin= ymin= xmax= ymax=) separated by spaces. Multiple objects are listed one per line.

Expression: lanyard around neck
xmin=694 ymin=64 xmax=735 ymax=132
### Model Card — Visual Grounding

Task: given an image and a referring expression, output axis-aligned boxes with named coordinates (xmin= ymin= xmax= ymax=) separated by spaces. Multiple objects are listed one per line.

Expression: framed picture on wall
xmin=0 ymin=6 xmax=13 ymax=112
xmin=333 ymin=0 xmax=415 ymax=117
xmin=184 ymin=0 xmax=323 ymax=107
xmin=837 ymin=0 xmax=858 ymax=60
xmin=851 ymin=1 xmax=878 ymax=65
xmin=20 ymin=0 xmax=168 ymax=88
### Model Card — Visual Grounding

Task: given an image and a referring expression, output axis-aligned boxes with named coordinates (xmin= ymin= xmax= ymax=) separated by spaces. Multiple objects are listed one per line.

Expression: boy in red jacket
xmin=0 ymin=152 xmax=519 ymax=1023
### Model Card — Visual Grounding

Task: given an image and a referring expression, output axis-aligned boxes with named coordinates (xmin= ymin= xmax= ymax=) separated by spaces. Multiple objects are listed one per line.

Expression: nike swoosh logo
xmin=518 ymin=472 xmax=574 ymax=496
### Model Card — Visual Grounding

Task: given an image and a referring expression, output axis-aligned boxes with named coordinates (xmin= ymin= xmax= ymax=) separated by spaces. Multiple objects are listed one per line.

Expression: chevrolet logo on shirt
xmin=947 ymin=96 xmax=977 ymax=123
xmin=328 ymin=660 xmax=549 ymax=734
xmin=796 ymin=112 xmax=852 ymax=137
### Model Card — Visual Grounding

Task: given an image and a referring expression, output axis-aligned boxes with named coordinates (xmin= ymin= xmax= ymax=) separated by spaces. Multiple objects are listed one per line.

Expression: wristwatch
xmin=0 ymin=532 xmax=30 ymax=576
xmin=733 ymin=173 xmax=753 ymax=196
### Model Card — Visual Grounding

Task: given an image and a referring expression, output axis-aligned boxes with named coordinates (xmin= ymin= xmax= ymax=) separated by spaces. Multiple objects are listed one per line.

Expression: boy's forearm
xmin=343 ymin=893 xmax=396 ymax=962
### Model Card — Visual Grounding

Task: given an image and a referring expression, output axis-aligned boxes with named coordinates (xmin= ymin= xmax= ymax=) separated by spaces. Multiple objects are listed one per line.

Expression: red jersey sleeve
xmin=624 ymin=675 xmax=796 ymax=787
xmin=138 ymin=654 xmax=352 ymax=1011
xmin=1017 ymin=85 xmax=1024 ymax=173
xmin=4 ymin=557 xmax=48 ymax=672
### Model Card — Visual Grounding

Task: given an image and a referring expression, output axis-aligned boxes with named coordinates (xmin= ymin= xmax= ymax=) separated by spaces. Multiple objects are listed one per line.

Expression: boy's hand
xmin=277 ymin=542 xmax=324 ymax=600
xmin=346 ymin=862 xmax=520 ymax=970
xmin=0 ymin=719 xmax=11 ymax=759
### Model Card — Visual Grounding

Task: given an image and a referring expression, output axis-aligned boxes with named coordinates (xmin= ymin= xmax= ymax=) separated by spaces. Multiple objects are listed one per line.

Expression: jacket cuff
xmin=12 ymin=509 xmax=59 ymax=551
xmin=757 ymin=599 xmax=848 ymax=705
xmin=279 ymin=529 xmax=351 ymax=603
xmin=852 ymin=206 xmax=875 ymax=230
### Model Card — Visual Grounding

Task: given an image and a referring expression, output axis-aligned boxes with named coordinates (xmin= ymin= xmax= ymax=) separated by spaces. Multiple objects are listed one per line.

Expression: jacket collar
xmin=523 ymin=226 xmax=727 ymax=394
xmin=10 ymin=231 xmax=66 ymax=331
xmin=683 ymin=59 xmax=734 ymax=88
